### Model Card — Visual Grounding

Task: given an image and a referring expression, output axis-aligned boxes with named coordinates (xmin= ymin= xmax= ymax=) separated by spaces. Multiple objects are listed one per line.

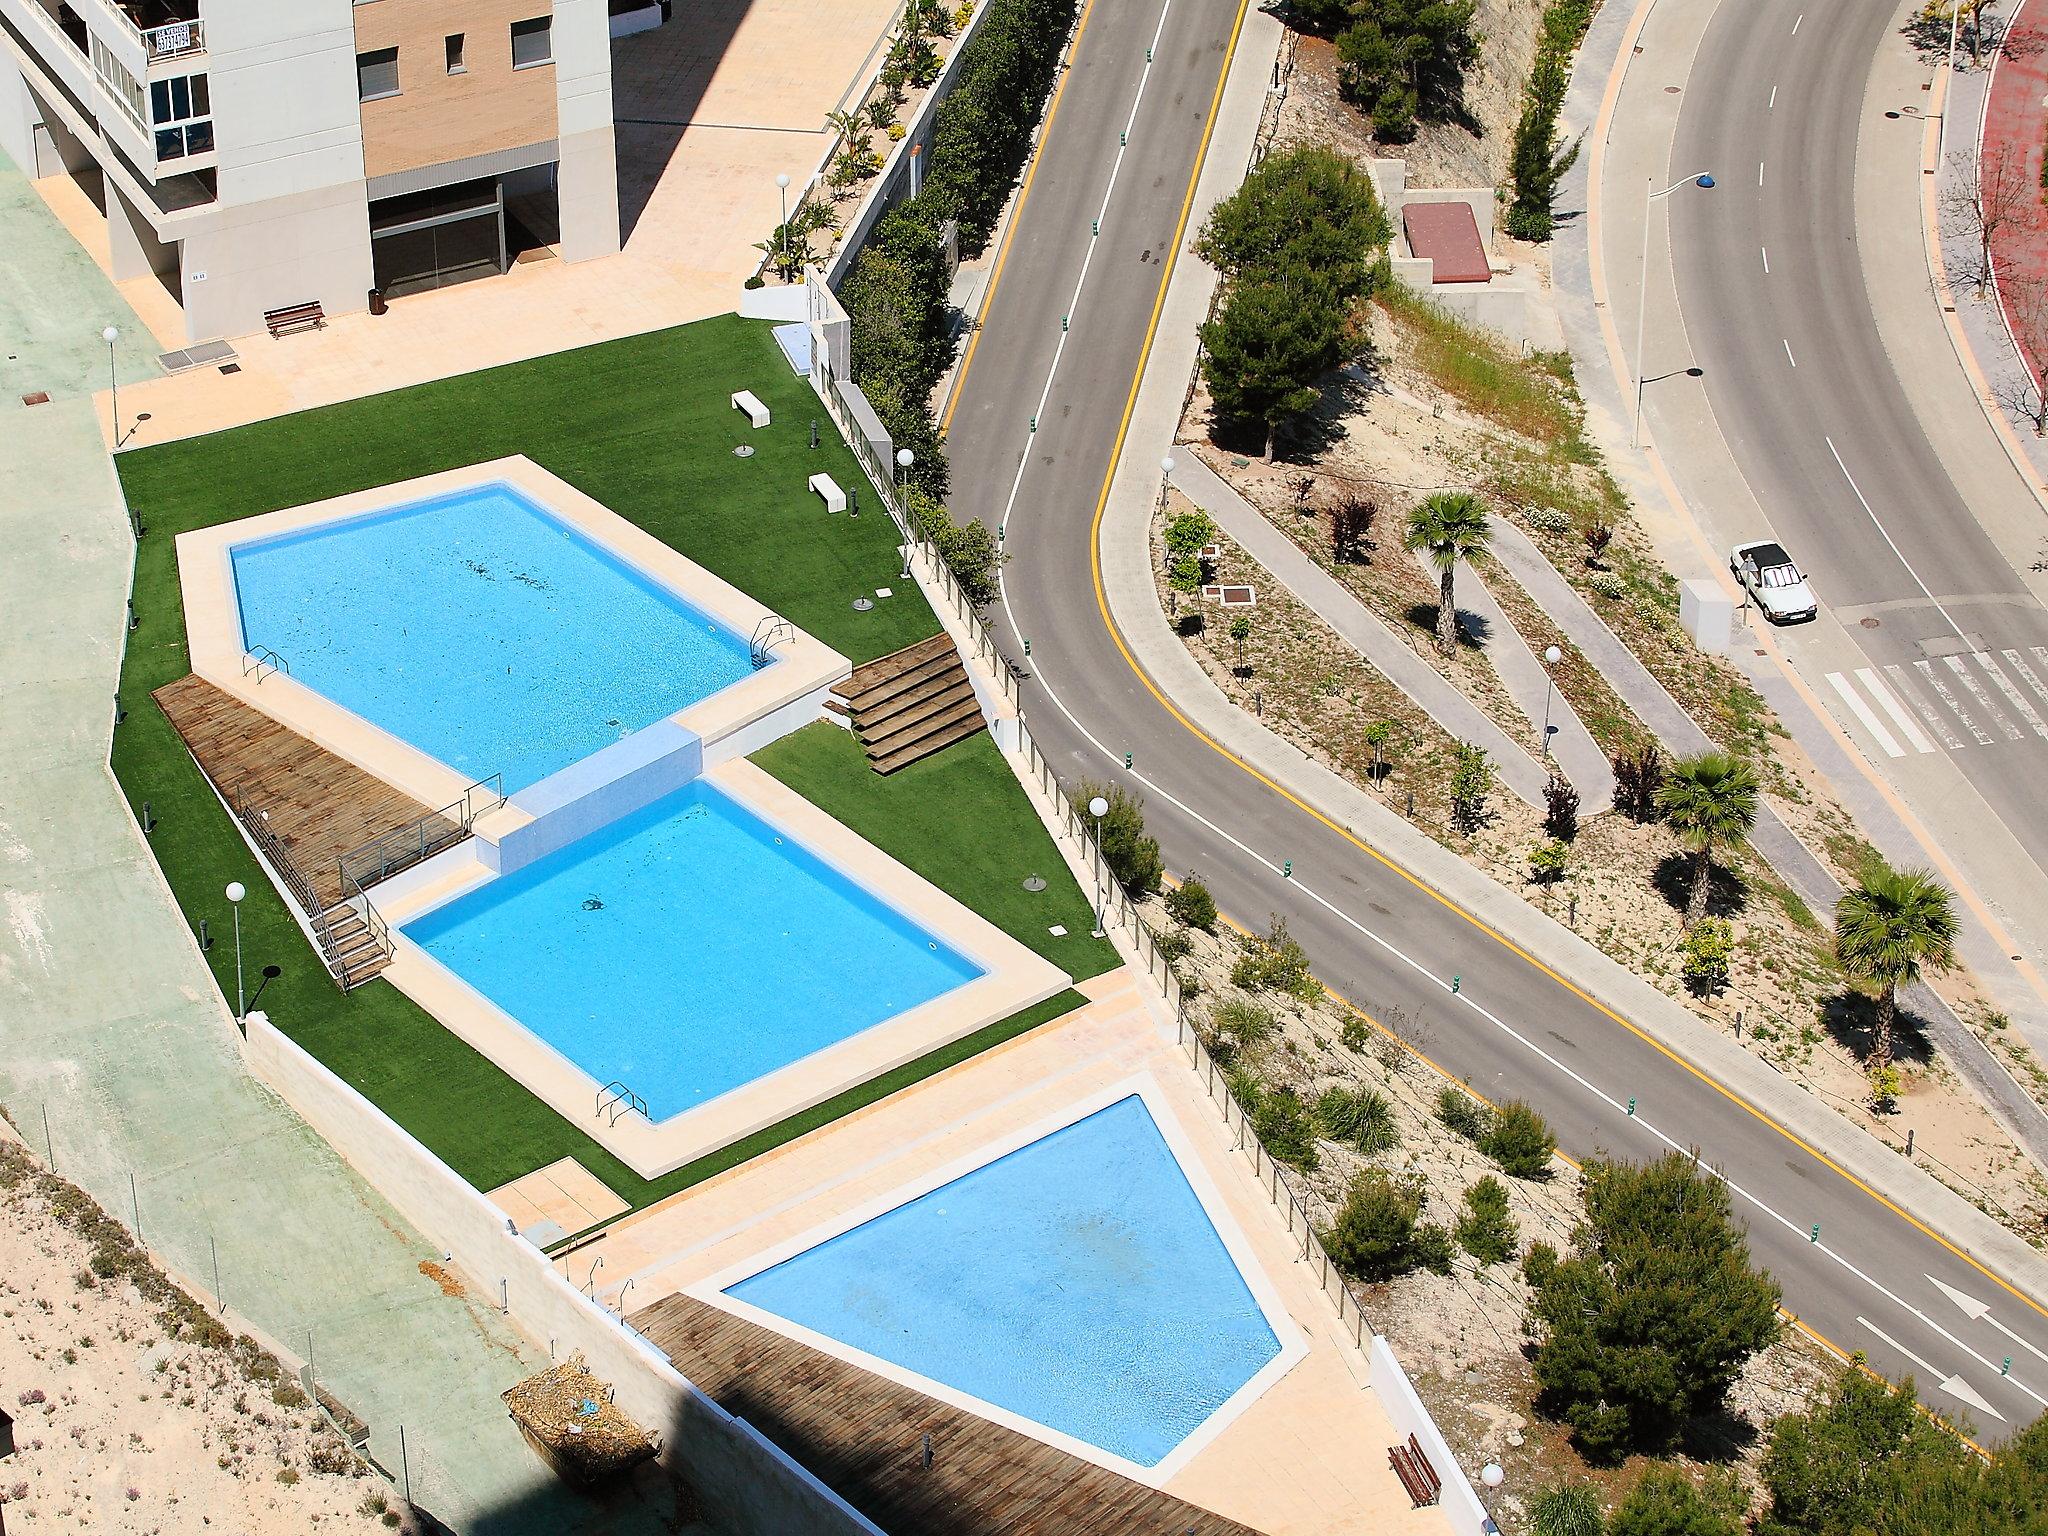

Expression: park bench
xmin=731 ymin=389 xmax=770 ymax=428
xmin=263 ymin=301 xmax=325 ymax=338
xmin=808 ymin=472 xmax=846 ymax=514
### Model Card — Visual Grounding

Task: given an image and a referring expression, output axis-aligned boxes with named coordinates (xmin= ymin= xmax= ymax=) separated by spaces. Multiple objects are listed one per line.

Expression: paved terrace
xmin=45 ymin=0 xmax=902 ymax=448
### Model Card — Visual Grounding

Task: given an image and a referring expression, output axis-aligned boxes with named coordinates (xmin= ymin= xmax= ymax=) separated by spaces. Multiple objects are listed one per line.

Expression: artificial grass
xmin=754 ymin=723 xmax=1120 ymax=982
xmin=105 ymin=312 xmax=1093 ymax=1209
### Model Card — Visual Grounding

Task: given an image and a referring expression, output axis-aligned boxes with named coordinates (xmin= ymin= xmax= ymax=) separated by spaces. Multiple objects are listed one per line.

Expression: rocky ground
xmin=1146 ymin=898 xmax=1842 ymax=1528
xmin=0 ymin=1128 xmax=405 ymax=1535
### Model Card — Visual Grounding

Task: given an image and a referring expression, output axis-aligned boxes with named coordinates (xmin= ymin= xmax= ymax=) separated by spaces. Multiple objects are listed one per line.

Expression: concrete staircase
xmin=829 ymin=634 xmax=986 ymax=773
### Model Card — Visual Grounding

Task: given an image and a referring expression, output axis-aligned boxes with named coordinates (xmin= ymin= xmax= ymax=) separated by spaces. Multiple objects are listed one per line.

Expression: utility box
xmin=1680 ymin=578 xmax=1734 ymax=654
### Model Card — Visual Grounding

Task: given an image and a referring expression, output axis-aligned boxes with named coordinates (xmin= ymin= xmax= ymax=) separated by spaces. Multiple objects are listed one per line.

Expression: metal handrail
xmin=596 ymin=1080 xmax=648 ymax=1125
xmin=463 ymin=774 xmax=506 ymax=824
xmin=242 ymin=645 xmax=289 ymax=681
xmin=341 ymin=873 xmax=393 ymax=969
xmin=749 ymin=615 xmax=795 ymax=669
xmin=334 ymin=773 xmax=500 ymax=896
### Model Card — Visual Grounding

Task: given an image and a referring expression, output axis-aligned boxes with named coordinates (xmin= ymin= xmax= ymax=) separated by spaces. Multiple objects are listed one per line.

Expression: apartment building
xmin=0 ymin=0 xmax=620 ymax=344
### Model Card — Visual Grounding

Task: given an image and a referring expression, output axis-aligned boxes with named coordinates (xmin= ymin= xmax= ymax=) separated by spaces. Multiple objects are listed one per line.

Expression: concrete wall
xmin=551 ymin=0 xmax=616 ymax=259
xmin=352 ymin=0 xmax=560 ymax=181
xmin=179 ymin=179 xmax=375 ymax=339
xmin=1368 ymin=1337 xmax=1493 ymax=1536
xmin=0 ymin=51 xmax=39 ymax=173
xmin=207 ymin=0 xmax=365 ymax=208
xmin=488 ymin=720 xmax=704 ymax=875
xmin=240 ymin=1010 xmax=884 ymax=1536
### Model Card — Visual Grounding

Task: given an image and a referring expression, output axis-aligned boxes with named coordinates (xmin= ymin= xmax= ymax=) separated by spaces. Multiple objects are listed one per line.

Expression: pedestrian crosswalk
xmin=1826 ymin=649 xmax=2048 ymax=759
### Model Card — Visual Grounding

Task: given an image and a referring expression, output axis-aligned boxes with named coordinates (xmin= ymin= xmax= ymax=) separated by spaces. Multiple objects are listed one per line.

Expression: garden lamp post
xmin=1087 ymin=794 xmax=1109 ymax=938
xmin=1633 ymin=172 xmax=1714 ymax=446
xmin=1540 ymin=644 xmax=1562 ymax=759
xmin=896 ymin=448 xmax=915 ymax=577
xmin=775 ymin=172 xmax=791 ymax=276
xmin=103 ymin=325 xmax=121 ymax=447
xmin=1159 ymin=454 xmax=1175 ymax=509
xmin=224 ymin=881 xmax=246 ymax=1023
xmin=1479 ymin=1462 xmax=1504 ymax=1521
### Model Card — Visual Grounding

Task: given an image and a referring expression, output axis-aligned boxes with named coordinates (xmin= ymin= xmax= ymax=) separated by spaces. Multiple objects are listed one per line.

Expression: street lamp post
xmin=1087 ymin=794 xmax=1109 ymax=938
xmin=775 ymin=172 xmax=791 ymax=278
xmin=1540 ymin=644 xmax=1562 ymax=760
xmin=224 ymin=881 xmax=246 ymax=1023
xmin=1159 ymin=454 xmax=1175 ymax=509
xmin=896 ymin=447 xmax=915 ymax=578
xmin=1479 ymin=1462 xmax=1504 ymax=1529
xmin=1633 ymin=172 xmax=1715 ymax=447
xmin=102 ymin=326 xmax=121 ymax=447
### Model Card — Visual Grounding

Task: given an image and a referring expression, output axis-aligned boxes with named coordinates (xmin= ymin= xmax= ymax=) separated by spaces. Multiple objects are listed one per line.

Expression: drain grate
xmin=156 ymin=338 xmax=238 ymax=375
xmin=21 ymin=391 xmax=49 ymax=406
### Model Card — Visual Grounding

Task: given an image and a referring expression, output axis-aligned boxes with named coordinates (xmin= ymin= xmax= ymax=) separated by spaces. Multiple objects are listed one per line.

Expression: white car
xmin=1731 ymin=540 xmax=1817 ymax=624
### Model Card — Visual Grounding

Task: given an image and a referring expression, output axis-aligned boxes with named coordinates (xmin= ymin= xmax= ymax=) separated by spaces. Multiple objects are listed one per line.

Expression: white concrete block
xmin=1680 ymin=577 xmax=1734 ymax=654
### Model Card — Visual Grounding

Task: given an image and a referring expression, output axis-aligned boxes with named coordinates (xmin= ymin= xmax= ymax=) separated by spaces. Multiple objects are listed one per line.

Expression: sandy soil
xmin=1147 ymin=901 xmax=1843 ymax=1529
xmin=0 ymin=1130 xmax=404 ymax=1535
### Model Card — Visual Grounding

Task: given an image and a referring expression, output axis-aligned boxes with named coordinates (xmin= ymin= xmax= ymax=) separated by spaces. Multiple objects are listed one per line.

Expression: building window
xmin=356 ymin=47 xmax=400 ymax=102
xmin=509 ymin=16 xmax=551 ymax=68
xmin=149 ymin=72 xmax=212 ymax=160
xmin=445 ymin=33 xmax=466 ymax=73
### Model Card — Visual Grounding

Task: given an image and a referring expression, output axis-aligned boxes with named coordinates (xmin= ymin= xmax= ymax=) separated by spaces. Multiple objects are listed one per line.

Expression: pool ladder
xmin=242 ymin=644 xmax=290 ymax=683
xmin=749 ymin=615 xmax=794 ymax=669
xmin=596 ymin=1080 xmax=648 ymax=1126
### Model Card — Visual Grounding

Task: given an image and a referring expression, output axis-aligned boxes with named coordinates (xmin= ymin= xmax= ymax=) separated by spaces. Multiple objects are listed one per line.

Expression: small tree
xmin=1323 ymin=1169 xmax=1426 ymax=1281
xmin=1073 ymin=781 xmax=1164 ymax=895
xmin=1657 ymin=751 xmax=1759 ymax=926
xmin=1681 ymin=918 xmax=1735 ymax=998
xmin=1481 ymin=1099 xmax=1556 ymax=1178
xmin=1336 ymin=0 xmax=1481 ymax=140
xmin=1582 ymin=521 xmax=1615 ymax=567
xmin=1991 ymin=274 xmax=2048 ymax=436
xmin=1833 ymin=859 xmax=1958 ymax=1077
xmin=1544 ymin=772 xmax=1580 ymax=840
xmin=1168 ymin=554 xmax=1204 ymax=595
xmin=1449 ymin=742 xmax=1493 ymax=831
xmin=1528 ymin=1152 xmax=1782 ymax=1461
xmin=1195 ymin=142 xmax=1393 ymax=302
xmin=1229 ymin=613 xmax=1253 ymax=667
xmin=1608 ymin=1469 xmax=1745 ymax=1536
xmin=1454 ymin=1175 xmax=1518 ymax=1263
xmin=1331 ymin=494 xmax=1378 ymax=563
xmin=1363 ymin=719 xmax=1400 ymax=784
xmin=1164 ymin=509 xmax=1217 ymax=559
xmin=1164 ymin=874 xmax=1218 ymax=931
xmin=1612 ymin=742 xmax=1665 ymax=821
xmin=1504 ymin=46 xmax=1582 ymax=242
xmin=1943 ymin=142 xmax=2030 ymax=298
xmin=1530 ymin=838 xmax=1570 ymax=887
xmin=1757 ymin=1368 xmax=1976 ymax=1536
xmin=1403 ymin=491 xmax=1491 ymax=654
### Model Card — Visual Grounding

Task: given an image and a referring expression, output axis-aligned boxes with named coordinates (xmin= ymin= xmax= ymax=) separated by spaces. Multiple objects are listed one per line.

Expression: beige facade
xmin=353 ymin=0 xmax=560 ymax=181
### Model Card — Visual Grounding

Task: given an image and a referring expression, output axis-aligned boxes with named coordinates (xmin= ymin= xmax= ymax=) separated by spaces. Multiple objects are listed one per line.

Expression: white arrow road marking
xmin=1930 ymin=1274 xmax=2048 ymax=1366
xmin=1856 ymin=668 xmax=1934 ymax=753
xmin=1858 ymin=1316 xmax=2005 ymax=1422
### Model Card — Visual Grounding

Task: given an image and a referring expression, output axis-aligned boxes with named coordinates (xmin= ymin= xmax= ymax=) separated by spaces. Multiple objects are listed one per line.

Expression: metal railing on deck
xmin=334 ymin=775 xmax=502 ymax=896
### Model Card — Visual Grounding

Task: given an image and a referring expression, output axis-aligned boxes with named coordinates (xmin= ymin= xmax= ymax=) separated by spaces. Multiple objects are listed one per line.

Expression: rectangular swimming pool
xmin=230 ymin=482 xmax=756 ymax=792
xmin=400 ymin=781 xmax=984 ymax=1120
xmin=718 ymin=1093 xmax=1287 ymax=1470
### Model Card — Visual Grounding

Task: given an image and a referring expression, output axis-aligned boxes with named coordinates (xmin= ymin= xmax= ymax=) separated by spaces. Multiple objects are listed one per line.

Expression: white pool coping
xmin=688 ymin=1074 xmax=1309 ymax=1488
xmin=175 ymin=456 xmax=850 ymax=813
xmin=369 ymin=759 xmax=1072 ymax=1180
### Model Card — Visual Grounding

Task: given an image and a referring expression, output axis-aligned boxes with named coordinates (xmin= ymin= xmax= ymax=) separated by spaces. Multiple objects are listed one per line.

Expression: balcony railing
xmin=140 ymin=16 xmax=201 ymax=60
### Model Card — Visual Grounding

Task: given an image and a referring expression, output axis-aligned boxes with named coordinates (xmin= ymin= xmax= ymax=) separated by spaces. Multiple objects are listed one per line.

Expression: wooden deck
xmin=630 ymin=1292 xmax=1264 ymax=1536
xmin=153 ymin=674 xmax=454 ymax=910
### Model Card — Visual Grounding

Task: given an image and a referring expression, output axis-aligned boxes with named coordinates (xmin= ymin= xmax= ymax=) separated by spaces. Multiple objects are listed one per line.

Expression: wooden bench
xmin=730 ymin=389 xmax=770 ymax=428
xmin=808 ymin=472 xmax=846 ymax=514
xmin=263 ymin=301 xmax=325 ymax=338
xmin=1388 ymin=1435 xmax=1441 ymax=1508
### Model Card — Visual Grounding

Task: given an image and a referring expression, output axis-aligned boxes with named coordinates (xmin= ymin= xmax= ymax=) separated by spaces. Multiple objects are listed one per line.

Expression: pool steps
xmin=830 ymin=635 xmax=987 ymax=774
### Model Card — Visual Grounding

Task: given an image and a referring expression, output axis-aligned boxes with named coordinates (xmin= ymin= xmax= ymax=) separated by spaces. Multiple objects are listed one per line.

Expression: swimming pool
xmin=401 ymin=780 xmax=984 ymax=1120
xmin=230 ymin=482 xmax=756 ymax=792
xmin=719 ymin=1094 xmax=1286 ymax=1469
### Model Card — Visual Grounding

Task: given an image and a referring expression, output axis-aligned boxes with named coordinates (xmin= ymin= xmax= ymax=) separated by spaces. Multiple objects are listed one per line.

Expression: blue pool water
xmin=401 ymin=782 xmax=982 ymax=1119
xmin=724 ymin=1095 xmax=1283 ymax=1467
xmin=231 ymin=484 xmax=756 ymax=792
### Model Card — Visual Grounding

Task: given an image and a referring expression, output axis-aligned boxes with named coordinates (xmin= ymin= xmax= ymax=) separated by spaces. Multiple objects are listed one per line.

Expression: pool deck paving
xmin=596 ymin=970 xmax=1451 ymax=1536
xmin=0 ymin=154 xmax=701 ymax=1535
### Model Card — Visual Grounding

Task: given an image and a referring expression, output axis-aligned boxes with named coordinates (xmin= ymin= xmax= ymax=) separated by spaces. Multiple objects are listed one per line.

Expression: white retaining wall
xmin=239 ymin=1011 xmax=882 ymax=1536
xmin=1369 ymin=1337 xmax=1494 ymax=1535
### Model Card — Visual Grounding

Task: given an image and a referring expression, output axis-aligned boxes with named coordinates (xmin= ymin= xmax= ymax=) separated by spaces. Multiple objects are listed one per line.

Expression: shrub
xmin=907 ymin=484 xmax=1003 ymax=604
xmin=1522 ymin=1240 xmax=1560 ymax=1291
xmin=1454 ymin=1175 xmax=1519 ymax=1263
xmin=1224 ymin=1063 xmax=1264 ymax=1115
xmin=1314 ymin=1086 xmax=1401 ymax=1155
xmin=1323 ymin=1170 xmax=1427 ymax=1281
xmin=1612 ymin=742 xmax=1665 ymax=822
xmin=1234 ymin=916 xmax=1320 ymax=999
xmin=1583 ymin=521 xmax=1615 ymax=566
xmin=1211 ymin=994 xmax=1276 ymax=1046
xmin=1607 ymin=1468 xmax=1745 ymax=1536
xmin=1530 ymin=838 xmax=1570 ymax=887
xmin=1544 ymin=772 xmax=1580 ymax=840
xmin=1165 ymin=874 xmax=1218 ymax=930
xmin=1340 ymin=1013 xmax=1372 ymax=1052
xmin=1588 ymin=570 xmax=1626 ymax=600
xmin=1413 ymin=1222 xmax=1455 ymax=1274
xmin=1481 ymin=1099 xmax=1557 ymax=1178
xmin=1525 ymin=505 xmax=1573 ymax=536
xmin=1680 ymin=918 xmax=1735 ymax=997
xmin=1071 ymin=781 xmax=1164 ymax=894
xmin=1449 ymin=743 xmax=1493 ymax=831
xmin=1867 ymin=1062 xmax=1903 ymax=1112
xmin=1434 ymin=1083 xmax=1489 ymax=1139
xmin=1164 ymin=509 xmax=1217 ymax=558
xmin=1152 ymin=926 xmax=1192 ymax=964
xmin=1254 ymin=1087 xmax=1320 ymax=1170
xmin=1528 ymin=1152 xmax=1782 ymax=1461
xmin=1529 ymin=1484 xmax=1605 ymax=1536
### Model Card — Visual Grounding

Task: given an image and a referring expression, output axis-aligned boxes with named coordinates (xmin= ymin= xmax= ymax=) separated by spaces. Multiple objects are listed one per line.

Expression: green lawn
xmin=107 ymin=314 xmax=1103 ymax=1215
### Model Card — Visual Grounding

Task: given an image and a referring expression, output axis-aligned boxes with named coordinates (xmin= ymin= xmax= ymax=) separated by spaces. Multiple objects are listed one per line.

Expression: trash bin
xmin=368 ymin=288 xmax=388 ymax=316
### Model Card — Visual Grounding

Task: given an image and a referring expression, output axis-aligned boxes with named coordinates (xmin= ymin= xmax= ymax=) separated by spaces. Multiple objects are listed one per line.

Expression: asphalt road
xmin=937 ymin=0 xmax=2048 ymax=1436
xmin=1668 ymin=0 xmax=2048 ymax=876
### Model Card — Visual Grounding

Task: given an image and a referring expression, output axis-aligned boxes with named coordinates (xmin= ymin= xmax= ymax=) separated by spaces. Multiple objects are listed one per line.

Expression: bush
xmin=1314 ymin=1086 xmax=1401 ymax=1155
xmin=1528 ymin=1152 xmax=1782 ymax=1461
xmin=1152 ymin=926 xmax=1192 ymax=964
xmin=1681 ymin=918 xmax=1735 ymax=997
xmin=1164 ymin=510 xmax=1217 ymax=559
xmin=1522 ymin=1240 xmax=1560 ymax=1291
xmin=1165 ymin=874 xmax=1218 ymax=930
xmin=1607 ymin=1469 xmax=1744 ymax=1536
xmin=1211 ymin=994 xmax=1276 ymax=1047
xmin=1413 ymin=1222 xmax=1455 ymax=1274
xmin=1449 ymin=743 xmax=1493 ymax=831
xmin=1530 ymin=1484 xmax=1604 ymax=1536
xmin=1530 ymin=838 xmax=1570 ymax=887
xmin=1233 ymin=915 xmax=1320 ymax=999
xmin=1072 ymin=781 xmax=1163 ymax=895
xmin=1544 ymin=772 xmax=1580 ymax=840
xmin=1481 ymin=1100 xmax=1557 ymax=1179
xmin=1612 ymin=742 xmax=1665 ymax=822
xmin=1525 ymin=505 xmax=1573 ymax=536
xmin=1224 ymin=1063 xmax=1264 ymax=1115
xmin=1454 ymin=1175 xmax=1519 ymax=1263
xmin=1434 ymin=1083 xmax=1490 ymax=1139
xmin=1589 ymin=570 xmax=1626 ymax=600
xmin=1324 ymin=1170 xmax=1428 ymax=1281
xmin=1254 ymin=1087 xmax=1319 ymax=1169
xmin=1340 ymin=1013 xmax=1372 ymax=1052
xmin=906 ymin=484 xmax=1003 ymax=604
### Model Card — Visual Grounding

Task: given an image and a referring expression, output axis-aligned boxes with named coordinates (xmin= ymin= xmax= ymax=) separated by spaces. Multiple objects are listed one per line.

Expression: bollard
xmin=1029 ymin=414 xmax=1037 ymax=433
xmin=1905 ymin=1128 xmax=1915 ymax=1157
xmin=1406 ymin=789 xmax=1414 ymax=816
xmin=1061 ymin=315 xmax=1069 ymax=331
xmin=114 ymin=694 xmax=126 ymax=726
xmin=1119 ymin=129 xmax=1127 ymax=146
xmin=1810 ymin=1223 xmax=1821 ymax=1244
xmin=1568 ymin=893 xmax=1577 ymax=927
xmin=2005 ymin=1356 xmax=2014 ymax=1377
xmin=809 ymin=419 xmax=819 ymax=449
xmin=1626 ymin=1097 xmax=1636 ymax=1117
xmin=1123 ymin=751 xmax=1132 ymax=769
xmin=849 ymin=486 xmax=858 ymax=518
xmin=142 ymin=800 xmax=153 ymax=833
xmin=1091 ymin=219 xmax=1099 ymax=236
xmin=921 ymin=1432 xmax=933 ymax=1470
xmin=1450 ymin=975 xmax=1460 ymax=995
xmin=127 ymin=598 xmax=138 ymax=631
xmin=199 ymin=917 xmax=211 ymax=952
xmin=1282 ymin=860 xmax=1292 ymax=879
xmin=1023 ymin=637 xmax=1031 ymax=656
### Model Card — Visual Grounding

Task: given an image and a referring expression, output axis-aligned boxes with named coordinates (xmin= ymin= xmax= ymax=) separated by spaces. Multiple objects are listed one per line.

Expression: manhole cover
xmin=732 ymin=444 xmax=754 ymax=458
xmin=1022 ymin=874 xmax=1047 ymax=892
xmin=852 ymin=597 xmax=874 ymax=611
xmin=1860 ymin=616 xmax=1881 ymax=629
xmin=21 ymin=391 xmax=48 ymax=406
xmin=1664 ymin=85 xmax=1681 ymax=93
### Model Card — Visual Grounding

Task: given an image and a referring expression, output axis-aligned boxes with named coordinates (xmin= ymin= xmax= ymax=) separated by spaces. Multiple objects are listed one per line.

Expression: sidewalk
xmin=0 ymin=151 xmax=677 ymax=1534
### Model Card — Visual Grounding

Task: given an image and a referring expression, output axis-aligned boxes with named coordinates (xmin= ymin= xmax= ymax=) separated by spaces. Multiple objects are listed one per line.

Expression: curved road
xmin=936 ymin=0 xmax=2048 ymax=1433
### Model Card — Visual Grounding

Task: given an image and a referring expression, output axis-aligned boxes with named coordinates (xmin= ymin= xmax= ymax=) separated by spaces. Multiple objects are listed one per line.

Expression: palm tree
xmin=1834 ymin=860 xmax=1958 ymax=1075
xmin=1402 ymin=492 xmax=1491 ymax=655
xmin=1656 ymin=750 xmax=1758 ymax=925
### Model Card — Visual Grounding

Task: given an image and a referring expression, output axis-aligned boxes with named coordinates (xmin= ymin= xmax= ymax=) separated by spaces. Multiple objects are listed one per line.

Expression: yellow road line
xmin=938 ymin=0 xmax=1100 ymax=434
xmin=1034 ymin=0 xmax=2048 ymax=1326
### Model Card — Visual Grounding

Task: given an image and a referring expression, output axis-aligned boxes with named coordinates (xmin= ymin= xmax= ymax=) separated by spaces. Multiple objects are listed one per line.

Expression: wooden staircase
xmin=829 ymin=634 xmax=986 ymax=773
xmin=315 ymin=901 xmax=393 ymax=990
